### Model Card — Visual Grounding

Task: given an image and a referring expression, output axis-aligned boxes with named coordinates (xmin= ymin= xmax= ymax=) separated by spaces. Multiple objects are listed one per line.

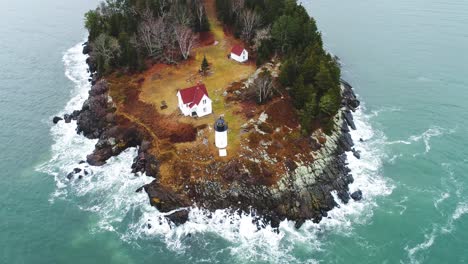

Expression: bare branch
xmin=91 ymin=33 xmax=121 ymax=66
xmin=174 ymin=25 xmax=197 ymax=60
xmin=231 ymin=0 xmax=245 ymax=16
xmin=241 ymin=9 xmax=260 ymax=42
xmin=251 ymin=70 xmax=275 ymax=104
xmin=253 ymin=26 xmax=271 ymax=51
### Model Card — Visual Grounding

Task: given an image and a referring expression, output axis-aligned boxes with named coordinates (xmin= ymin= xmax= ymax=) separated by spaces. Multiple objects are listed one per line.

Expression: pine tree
xmin=201 ymin=55 xmax=209 ymax=75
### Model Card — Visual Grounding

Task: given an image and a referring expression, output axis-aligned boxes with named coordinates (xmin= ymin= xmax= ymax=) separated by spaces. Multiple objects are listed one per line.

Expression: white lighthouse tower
xmin=214 ymin=117 xmax=228 ymax=156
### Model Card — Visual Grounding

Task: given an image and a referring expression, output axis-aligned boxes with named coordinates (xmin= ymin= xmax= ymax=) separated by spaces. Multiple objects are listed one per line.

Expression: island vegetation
xmin=64 ymin=0 xmax=360 ymax=227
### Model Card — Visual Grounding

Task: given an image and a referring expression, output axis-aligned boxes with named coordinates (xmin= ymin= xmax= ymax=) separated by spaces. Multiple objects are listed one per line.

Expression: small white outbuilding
xmin=230 ymin=45 xmax=248 ymax=63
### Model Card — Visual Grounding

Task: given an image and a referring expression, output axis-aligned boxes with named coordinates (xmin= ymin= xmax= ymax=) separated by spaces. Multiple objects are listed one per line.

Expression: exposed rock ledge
xmin=56 ymin=45 xmax=361 ymax=229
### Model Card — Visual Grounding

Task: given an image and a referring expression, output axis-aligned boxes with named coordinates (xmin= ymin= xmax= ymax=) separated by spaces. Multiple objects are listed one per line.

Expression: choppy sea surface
xmin=1 ymin=0 xmax=467 ymax=263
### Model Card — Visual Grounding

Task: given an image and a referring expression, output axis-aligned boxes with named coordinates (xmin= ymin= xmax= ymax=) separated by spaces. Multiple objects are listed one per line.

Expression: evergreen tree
xmin=201 ymin=55 xmax=209 ymax=75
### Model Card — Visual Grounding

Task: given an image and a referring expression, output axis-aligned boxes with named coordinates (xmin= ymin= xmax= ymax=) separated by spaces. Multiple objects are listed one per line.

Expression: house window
xmin=203 ymin=107 xmax=207 ymax=113
xmin=203 ymin=99 xmax=206 ymax=104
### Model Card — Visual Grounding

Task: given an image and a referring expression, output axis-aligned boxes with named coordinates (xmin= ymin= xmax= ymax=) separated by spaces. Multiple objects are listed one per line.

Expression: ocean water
xmin=1 ymin=0 xmax=467 ymax=263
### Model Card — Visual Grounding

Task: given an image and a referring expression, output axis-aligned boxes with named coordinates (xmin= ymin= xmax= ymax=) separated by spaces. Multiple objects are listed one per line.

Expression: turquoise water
xmin=1 ymin=0 xmax=467 ymax=263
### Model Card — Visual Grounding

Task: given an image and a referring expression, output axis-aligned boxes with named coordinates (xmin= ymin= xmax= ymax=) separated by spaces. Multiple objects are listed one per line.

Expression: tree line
xmin=85 ymin=0 xmax=210 ymax=75
xmin=216 ymin=0 xmax=342 ymax=134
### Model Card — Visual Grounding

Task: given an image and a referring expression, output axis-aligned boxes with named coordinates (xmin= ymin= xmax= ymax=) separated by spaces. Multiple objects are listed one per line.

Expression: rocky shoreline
xmin=55 ymin=42 xmax=362 ymax=229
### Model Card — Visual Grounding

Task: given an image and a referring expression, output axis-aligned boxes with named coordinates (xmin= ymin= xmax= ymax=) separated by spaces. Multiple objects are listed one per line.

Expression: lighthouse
xmin=214 ymin=117 xmax=228 ymax=156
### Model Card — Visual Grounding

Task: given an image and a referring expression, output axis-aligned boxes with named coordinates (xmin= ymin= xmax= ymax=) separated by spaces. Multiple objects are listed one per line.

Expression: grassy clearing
xmin=138 ymin=0 xmax=256 ymax=154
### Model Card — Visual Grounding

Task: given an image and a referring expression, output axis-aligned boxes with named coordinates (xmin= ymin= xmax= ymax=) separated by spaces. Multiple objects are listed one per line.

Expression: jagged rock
xmin=79 ymin=160 xmax=86 ymax=164
xmin=345 ymin=174 xmax=354 ymax=184
xmin=82 ymin=42 xmax=91 ymax=55
xmin=351 ymin=190 xmax=363 ymax=201
xmin=165 ymin=209 xmax=189 ymax=226
xmin=73 ymin=168 xmax=82 ymax=173
xmin=71 ymin=110 xmax=81 ymax=120
xmin=145 ymin=183 xmax=190 ymax=212
xmin=337 ymin=190 xmax=350 ymax=204
xmin=66 ymin=172 xmax=73 ymax=180
xmin=352 ymin=149 xmax=361 ymax=159
xmin=294 ymin=219 xmax=305 ymax=229
xmin=86 ymin=57 xmax=97 ymax=73
xmin=52 ymin=116 xmax=63 ymax=124
xmin=343 ymin=111 xmax=356 ymax=130
xmin=135 ymin=186 xmax=145 ymax=193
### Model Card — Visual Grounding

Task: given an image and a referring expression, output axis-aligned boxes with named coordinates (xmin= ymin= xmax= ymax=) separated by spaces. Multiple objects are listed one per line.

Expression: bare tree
xmin=241 ymin=9 xmax=260 ymax=42
xmin=170 ymin=1 xmax=193 ymax=27
xmin=91 ymin=33 xmax=121 ymax=67
xmin=252 ymin=26 xmax=271 ymax=51
xmin=174 ymin=25 xmax=197 ymax=60
xmin=138 ymin=9 xmax=166 ymax=58
xmin=231 ymin=0 xmax=245 ymax=16
xmin=251 ymin=70 xmax=275 ymax=104
xmin=194 ymin=0 xmax=205 ymax=29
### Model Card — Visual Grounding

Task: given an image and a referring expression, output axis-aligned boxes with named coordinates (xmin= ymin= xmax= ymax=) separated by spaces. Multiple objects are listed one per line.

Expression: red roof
xmin=178 ymin=84 xmax=209 ymax=106
xmin=231 ymin=45 xmax=245 ymax=56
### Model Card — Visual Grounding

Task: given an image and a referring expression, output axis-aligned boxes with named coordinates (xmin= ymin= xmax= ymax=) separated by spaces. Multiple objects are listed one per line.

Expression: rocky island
xmin=56 ymin=0 xmax=362 ymax=229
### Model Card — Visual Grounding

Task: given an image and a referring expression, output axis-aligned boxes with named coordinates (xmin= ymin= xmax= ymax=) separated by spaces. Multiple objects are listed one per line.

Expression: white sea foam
xmin=367 ymin=106 xmax=401 ymax=119
xmin=405 ymin=228 xmax=436 ymax=264
xmin=38 ymin=42 xmax=393 ymax=263
xmin=434 ymin=192 xmax=450 ymax=210
xmin=405 ymin=199 xmax=468 ymax=264
xmin=385 ymin=126 xmax=455 ymax=156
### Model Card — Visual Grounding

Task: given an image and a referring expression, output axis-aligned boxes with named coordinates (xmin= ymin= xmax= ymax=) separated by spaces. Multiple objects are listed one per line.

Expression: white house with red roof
xmin=177 ymin=83 xmax=212 ymax=117
xmin=230 ymin=45 xmax=248 ymax=63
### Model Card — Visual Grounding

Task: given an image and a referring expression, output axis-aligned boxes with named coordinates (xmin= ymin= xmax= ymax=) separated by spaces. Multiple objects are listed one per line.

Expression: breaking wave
xmin=37 ymin=42 xmax=392 ymax=263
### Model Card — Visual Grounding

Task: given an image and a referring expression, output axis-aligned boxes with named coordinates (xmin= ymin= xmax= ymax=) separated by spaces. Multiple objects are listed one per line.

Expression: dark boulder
xmin=73 ymin=168 xmax=82 ymax=173
xmin=144 ymin=182 xmax=190 ymax=212
xmin=66 ymin=172 xmax=74 ymax=180
xmin=82 ymin=43 xmax=91 ymax=55
xmin=71 ymin=110 xmax=81 ymax=120
xmin=341 ymin=121 xmax=350 ymax=133
xmin=63 ymin=114 xmax=72 ymax=123
xmin=165 ymin=209 xmax=189 ymax=226
xmin=343 ymin=111 xmax=356 ymax=130
xmin=52 ymin=116 xmax=63 ymax=124
xmin=351 ymin=190 xmax=363 ymax=201
xmin=352 ymin=149 xmax=361 ymax=159
xmin=337 ymin=190 xmax=350 ymax=204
